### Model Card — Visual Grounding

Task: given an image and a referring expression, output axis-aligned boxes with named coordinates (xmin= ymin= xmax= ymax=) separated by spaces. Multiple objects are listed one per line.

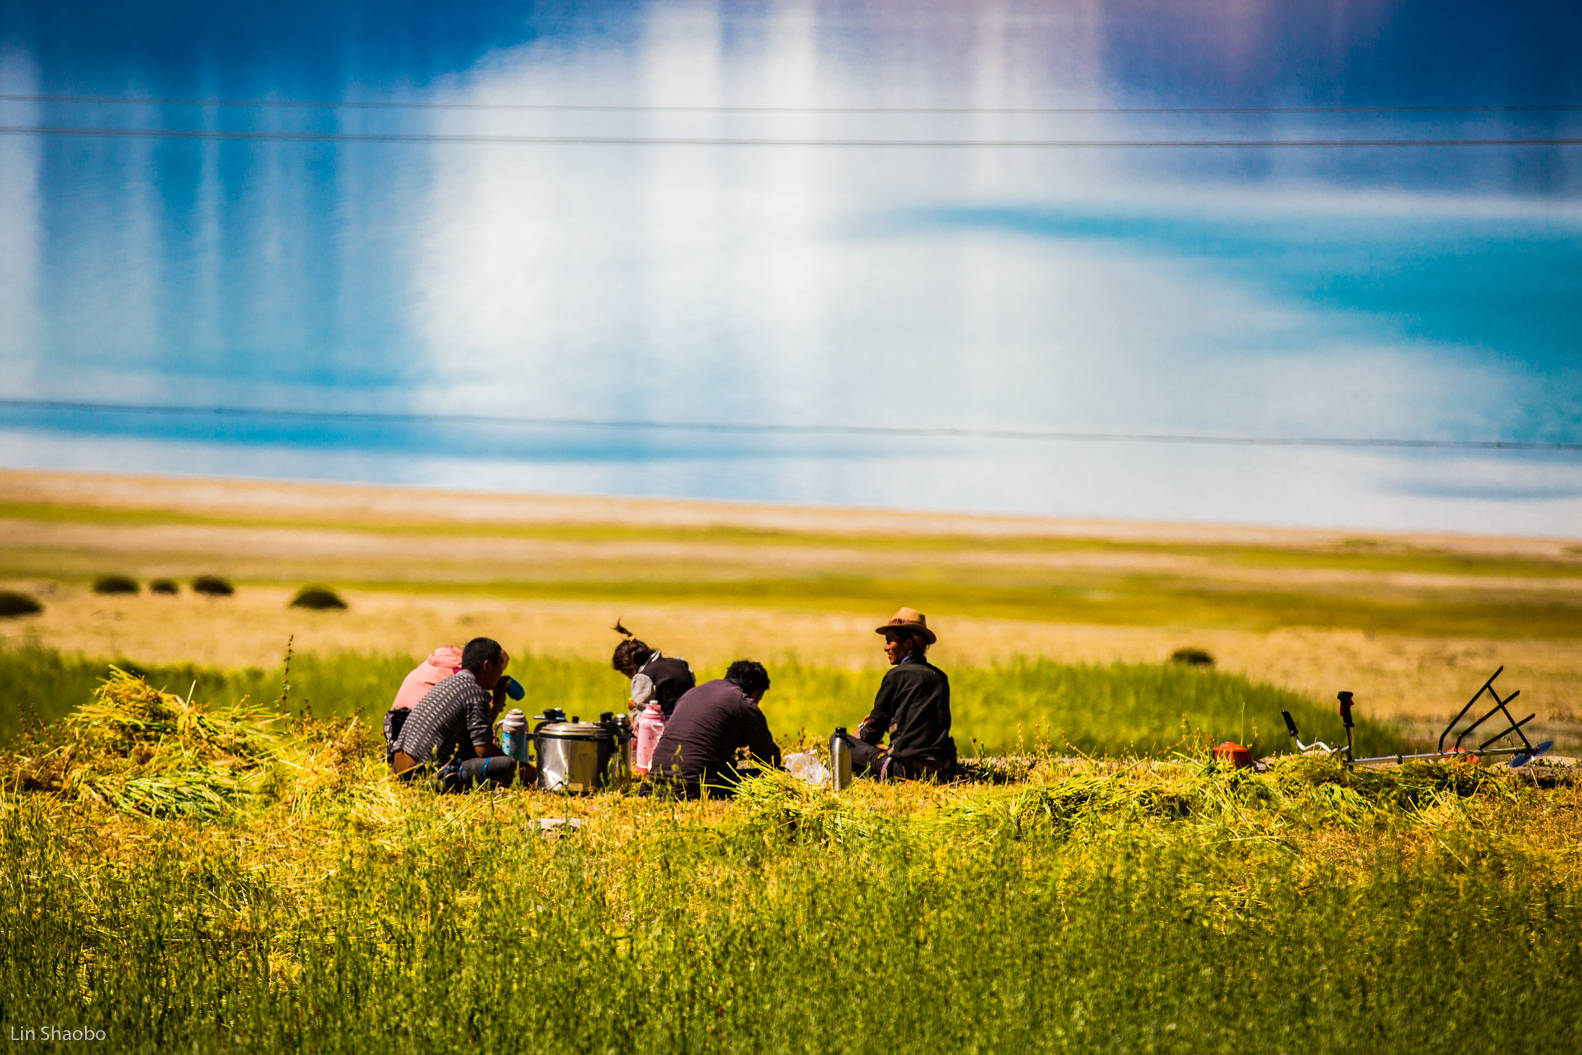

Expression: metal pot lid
xmin=535 ymin=721 xmax=614 ymax=740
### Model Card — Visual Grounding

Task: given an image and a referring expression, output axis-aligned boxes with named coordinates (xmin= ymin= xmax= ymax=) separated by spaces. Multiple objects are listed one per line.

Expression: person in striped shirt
xmin=389 ymin=637 xmax=531 ymax=791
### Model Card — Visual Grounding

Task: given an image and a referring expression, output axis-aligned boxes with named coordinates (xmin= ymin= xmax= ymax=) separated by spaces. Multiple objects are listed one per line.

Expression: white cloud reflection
xmin=6 ymin=426 xmax=1580 ymax=538
xmin=0 ymin=47 xmax=42 ymax=385
xmin=378 ymin=2 xmax=1582 ymax=534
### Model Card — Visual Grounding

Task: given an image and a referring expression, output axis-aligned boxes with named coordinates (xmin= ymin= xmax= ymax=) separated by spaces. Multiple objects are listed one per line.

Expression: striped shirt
xmin=393 ymin=670 xmax=494 ymax=766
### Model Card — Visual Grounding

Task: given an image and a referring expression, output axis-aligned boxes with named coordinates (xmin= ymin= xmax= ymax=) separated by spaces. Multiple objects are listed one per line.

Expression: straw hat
xmin=874 ymin=607 xmax=936 ymax=646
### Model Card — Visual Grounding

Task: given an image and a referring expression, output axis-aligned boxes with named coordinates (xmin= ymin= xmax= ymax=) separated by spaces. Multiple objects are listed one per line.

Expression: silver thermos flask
xmin=615 ymin=714 xmax=634 ymax=788
xmin=830 ymin=727 xmax=853 ymax=791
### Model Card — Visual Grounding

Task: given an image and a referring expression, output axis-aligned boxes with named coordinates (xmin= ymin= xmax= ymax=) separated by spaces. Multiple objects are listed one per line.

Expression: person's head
xmin=881 ymin=628 xmax=928 ymax=665
xmin=874 ymin=607 xmax=936 ymax=665
xmin=724 ymin=660 xmax=771 ymax=702
xmin=461 ymin=637 xmax=509 ymax=689
xmin=610 ymin=621 xmax=653 ymax=678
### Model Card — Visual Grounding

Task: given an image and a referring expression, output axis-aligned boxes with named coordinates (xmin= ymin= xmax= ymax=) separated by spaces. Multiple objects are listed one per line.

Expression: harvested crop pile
xmin=0 ymin=667 xmax=286 ymax=820
xmin=1 ymin=667 xmax=395 ymax=827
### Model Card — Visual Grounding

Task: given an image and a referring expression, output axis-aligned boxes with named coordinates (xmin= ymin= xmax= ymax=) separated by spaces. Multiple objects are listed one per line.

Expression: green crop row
xmin=0 ymin=642 xmax=1408 ymax=759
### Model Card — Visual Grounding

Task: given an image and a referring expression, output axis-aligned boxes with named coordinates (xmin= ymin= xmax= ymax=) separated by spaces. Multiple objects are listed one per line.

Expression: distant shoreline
xmin=3 ymin=467 xmax=1575 ymax=559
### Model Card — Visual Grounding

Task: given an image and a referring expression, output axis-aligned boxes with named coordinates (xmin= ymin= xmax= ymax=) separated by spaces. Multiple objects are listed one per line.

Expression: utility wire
xmin=4 ymin=92 xmax=1581 ymax=116
xmin=3 ymin=125 xmax=1579 ymax=148
xmin=3 ymin=398 xmax=1576 ymax=453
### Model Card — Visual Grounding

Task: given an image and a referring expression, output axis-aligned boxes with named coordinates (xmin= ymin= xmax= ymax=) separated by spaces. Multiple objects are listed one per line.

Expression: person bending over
xmin=843 ymin=608 xmax=956 ymax=780
xmin=611 ymin=622 xmax=696 ymax=774
xmin=647 ymin=660 xmax=781 ymax=799
xmin=382 ymin=644 xmax=462 ymax=762
xmin=611 ymin=622 xmax=696 ymax=719
xmin=390 ymin=636 xmax=532 ymax=792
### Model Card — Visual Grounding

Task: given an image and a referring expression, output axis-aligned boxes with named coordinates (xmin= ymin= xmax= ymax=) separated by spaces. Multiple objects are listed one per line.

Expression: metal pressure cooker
xmin=532 ymin=709 xmax=631 ymax=794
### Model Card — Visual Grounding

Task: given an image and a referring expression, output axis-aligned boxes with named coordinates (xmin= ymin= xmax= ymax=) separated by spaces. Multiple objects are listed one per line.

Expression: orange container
xmin=1213 ymin=741 xmax=1253 ymax=769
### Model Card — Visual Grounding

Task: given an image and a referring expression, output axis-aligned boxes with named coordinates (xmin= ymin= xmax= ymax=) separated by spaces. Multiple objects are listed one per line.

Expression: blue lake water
xmin=2 ymin=0 xmax=1580 ymax=534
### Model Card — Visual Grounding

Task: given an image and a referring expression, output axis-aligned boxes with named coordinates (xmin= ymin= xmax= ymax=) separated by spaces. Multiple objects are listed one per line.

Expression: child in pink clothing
xmin=384 ymin=645 xmax=463 ymax=759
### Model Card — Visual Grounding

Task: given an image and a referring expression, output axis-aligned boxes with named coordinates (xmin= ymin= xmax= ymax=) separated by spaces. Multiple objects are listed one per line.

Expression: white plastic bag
xmin=784 ymin=750 xmax=831 ymax=787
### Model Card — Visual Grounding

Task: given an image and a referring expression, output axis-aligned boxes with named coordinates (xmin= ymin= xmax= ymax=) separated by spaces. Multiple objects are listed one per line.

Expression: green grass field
xmin=0 ymin=642 xmax=1412 ymax=759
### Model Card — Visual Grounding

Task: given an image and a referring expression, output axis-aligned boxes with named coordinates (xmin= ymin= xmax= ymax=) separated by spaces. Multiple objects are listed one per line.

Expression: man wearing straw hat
xmin=842 ymin=607 xmax=957 ymax=780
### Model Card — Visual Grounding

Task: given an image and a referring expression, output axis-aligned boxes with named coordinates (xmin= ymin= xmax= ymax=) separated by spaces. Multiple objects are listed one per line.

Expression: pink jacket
xmin=390 ymin=645 xmax=464 ymax=711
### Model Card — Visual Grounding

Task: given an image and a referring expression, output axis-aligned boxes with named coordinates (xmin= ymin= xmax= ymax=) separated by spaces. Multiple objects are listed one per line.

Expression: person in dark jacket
xmin=610 ymin=622 xmax=696 ymax=718
xmin=843 ymin=607 xmax=956 ymax=780
xmin=647 ymin=660 xmax=781 ymax=799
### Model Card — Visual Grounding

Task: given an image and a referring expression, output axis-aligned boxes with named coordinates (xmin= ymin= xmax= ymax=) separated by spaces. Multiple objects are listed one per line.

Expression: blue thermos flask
xmin=500 ymin=707 xmax=530 ymax=763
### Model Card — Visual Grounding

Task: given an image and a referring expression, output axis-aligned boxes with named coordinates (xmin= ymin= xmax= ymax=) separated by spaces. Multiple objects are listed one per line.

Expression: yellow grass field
xmin=2 ymin=468 xmax=1579 ymax=732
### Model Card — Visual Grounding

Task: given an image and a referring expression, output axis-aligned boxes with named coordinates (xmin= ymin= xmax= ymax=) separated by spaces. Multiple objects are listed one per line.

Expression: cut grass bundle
xmin=149 ymin=578 xmax=179 ymax=595
xmin=1 ymin=667 xmax=285 ymax=820
xmin=290 ymin=585 xmax=347 ymax=610
xmin=0 ymin=590 xmax=43 ymax=617
xmin=65 ymin=666 xmax=281 ymax=759
xmin=733 ymin=764 xmax=878 ymax=844
xmin=92 ymin=574 xmax=139 ymax=595
xmin=76 ymin=770 xmax=255 ymax=820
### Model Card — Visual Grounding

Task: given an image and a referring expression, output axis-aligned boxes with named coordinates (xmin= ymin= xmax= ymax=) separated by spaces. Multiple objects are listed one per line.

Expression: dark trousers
xmin=847 ymin=736 xmax=887 ymax=778
xmin=392 ymin=750 xmax=529 ymax=792
xmin=843 ymin=735 xmax=952 ymax=781
xmin=641 ymin=767 xmax=752 ymax=800
xmin=440 ymin=756 xmax=527 ymax=792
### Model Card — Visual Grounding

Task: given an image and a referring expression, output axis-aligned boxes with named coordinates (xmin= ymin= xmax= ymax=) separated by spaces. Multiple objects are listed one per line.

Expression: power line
xmin=3 ymin=124 xmax=1580 ymax=149
xmin=4 ymin=92 xmax=1581 ymax=116
xmin=3 ymin=398 xmax=1577 ymax=453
